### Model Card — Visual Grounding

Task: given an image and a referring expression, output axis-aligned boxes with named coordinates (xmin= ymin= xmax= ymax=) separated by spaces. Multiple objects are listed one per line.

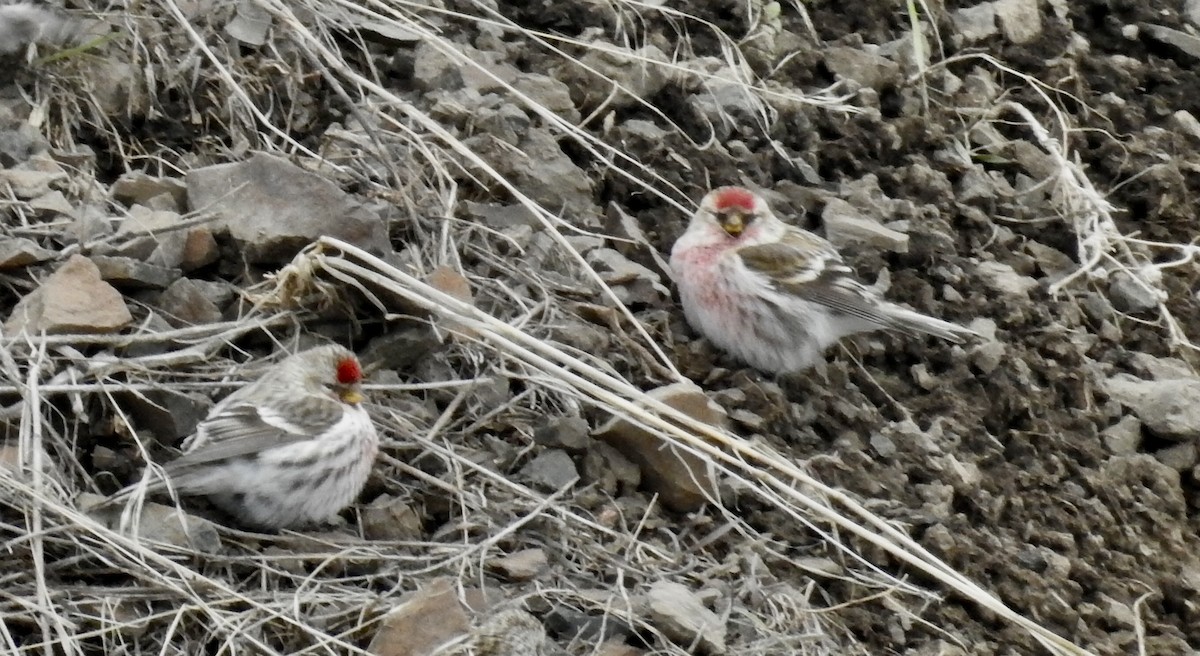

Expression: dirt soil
xmin=6 ymin=0 xmax=1200 ymax=654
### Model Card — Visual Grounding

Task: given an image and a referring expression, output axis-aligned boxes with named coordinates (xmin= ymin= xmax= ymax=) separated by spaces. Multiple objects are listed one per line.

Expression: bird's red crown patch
xmin=713 ymin=187 xmax=756 ymax=212
xmin=336 ymin=357 xmax=362 ymax=384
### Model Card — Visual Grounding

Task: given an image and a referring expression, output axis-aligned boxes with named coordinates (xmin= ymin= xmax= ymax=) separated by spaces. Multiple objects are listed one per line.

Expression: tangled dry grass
xmin=3 ymin=0 xmax=1191 ymax=654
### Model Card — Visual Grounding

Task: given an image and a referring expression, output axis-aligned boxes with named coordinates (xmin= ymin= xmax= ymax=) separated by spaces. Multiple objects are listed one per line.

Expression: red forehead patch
xmin=336 ymin=357 xmax=362 ymax=384
xmin=712 ymin=187 xmax=756 ymax=212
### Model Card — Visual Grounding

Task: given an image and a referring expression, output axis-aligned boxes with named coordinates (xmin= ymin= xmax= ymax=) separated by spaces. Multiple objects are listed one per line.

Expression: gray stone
xmin=1188 ymin=0 xmax=1200 ymax=29
xmin=824 ymin=46 xmax=901 ymax=90
xmin=870 ymin=432 xmax=897 ymax=458
xmin=1155 ymin=442 xmax=1198 ymax=471
xmin=122 ymin=390 xmax=212 ymax=442
xmin=82 ymin=493 xmax=221 ymax=553
xmin=1142 ymin=23 xmax=1200 ymax=60
xmin=155 ymin=278 xmax=231 ymax=326
xmin=585 ymin=248 xmax=670 ymax=304
xmin=580 ymin=441 xmax=640 ymax=495
xmin=1107 ymin=271 xmax=1160 ymax=313
xmin=470 ymin=609 xmax=546 ymax=656
xmin=0 ymin=124 xmax=48 ymax=167
xmin=519 ymin=449 xmax=578 ymax=491
xmin=113 ymin=206 xmax=188 ymax=265
xmin=185 ymin=153 xmax=390 ymax=263
xmin=822 ymin=198 xmax=909 ymax=253
xmin=975 ymin=261 xmax=1037 ymax=298
xmin=361 ymin=494 xmax=424 ymax=541
xmin=466 ymin=129 xmax=592 ymax=213
xmin=6 ymin=255 xmax=132 ymax=335
xmin=0 ymin=167 xmax=67 ymax=198
xmin=952 ymin=3 xmax=998 ymax=43
xmin=111 ymin=172 xmax=188 ymax=211
xmin=464 ymin=201 xmax=539 ymax=230
xmin=646 ymin=581 xmax=726 ymax=654
xmin=572 ymin=44 xmax=669 ymax=111
xmin=512 ymin=73 xmax=579 ymax=123
xmin=533 ymin=416 xmax=591 ymax=451
xmin=91 ymin=255 xmax=180 ymax=289
xmin=994 ymin=0 xmax=1041 ymax=44
xmin=28 ymin=190 xmax=73 ymax=215
xmin=362 ymin=325 xmax=442 ymax=372
xmin=487 ymin=548 xmax=548 ymax=582
xmin=1103 ymin=374 xmax=1200 ymax=440
xmin=0 ymin=237 xmax=53 ymax=269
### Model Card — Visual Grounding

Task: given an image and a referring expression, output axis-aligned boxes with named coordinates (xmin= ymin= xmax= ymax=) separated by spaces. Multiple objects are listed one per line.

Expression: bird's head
xmin=288 ymin=344 xmax=366 ymax=405
xmin=697 ymin=186 xmax=771 ymax=239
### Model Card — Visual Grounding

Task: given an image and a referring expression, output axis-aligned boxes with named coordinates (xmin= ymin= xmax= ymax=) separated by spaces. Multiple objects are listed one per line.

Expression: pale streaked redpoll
xmin=669 ymin=186 xmax=977 ymax=374
xmin=120 ymin=344 xmax=379 ymax=530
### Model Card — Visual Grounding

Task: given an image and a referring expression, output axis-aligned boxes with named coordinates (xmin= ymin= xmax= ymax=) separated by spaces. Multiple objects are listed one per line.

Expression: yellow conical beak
xmin=722 ymin=212 xmax=744 ymax=236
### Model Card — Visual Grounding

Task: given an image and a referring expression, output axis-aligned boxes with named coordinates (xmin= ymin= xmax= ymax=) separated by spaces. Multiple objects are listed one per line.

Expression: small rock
xmin=533 ymin=416 xmax=591 ymax=451
xmin=645 ymin=581 xmax=726 ymax=654
xmin=478 ymin=129 xmax=593 ymax=212
xmin=82 ymin=493 xmax=221 ymax=554
xmin=974 ymin=260 xmax=1037 ymax=298
xmin=594 ymin=382 xmax=723 ymax=512
xmin=572 ymin=44 xmax=669 ymax=111
xmin=362 ymin=325 xmax=442 ymax=371
xmin=155 ymin=278 xmax=231 ymax=327
xmin=580 ymin=442 xmax=641 ymax=495
xmin=1128 ymin=353 xmax=1196 ymax=381
xmin=470 ymin=609 xmax=546 ymax=656
xmin=952 ymin=3 xmax=998 ymax=42
xmin=121 ymin=390 xmax=211 ymax=442
xmin=0 ymin=167 xmax=67 ymax=198
xmin=361 ymin=494 xmax=424 ymax=541
xmin=513 ymin=73 xmax=579 ymax=123
xmin=114 ymin=206 xmax=187 ymax=263
xmin=970 ymin=337 xmax=1005 ymax=375
xmin=186 ymin=153 xmax=390 ymax=263
xmin=595 ymin=640 xmax=645 ymax=656
xmin=111 ymin=172 xmax=188 ymax=211
xmin=6 ymin=255 xmax=132 ymax=335
xmin=1099 ymin=414 xmax=1137 ymax=458
xmin=0 ymin=237 xmax=53 ymax=268
xmin=1107 ymin=271 xmax=1159 ymax=313
xmin=1188 ymin=0 xmax=1200 ymax=29
xmin=487 ymin=548 xmax=548 ymax=582
xmin=870 ymin=432 xmax=897 ymax=458
xmin=585 ymin=248 xmax=670 ymax=304
xmin=993 ymin=0 xmax=1041 ymax=44
xmin=0 ymin=125 xmax=48 ymax=167
xmin=823 ymin=46 xmax=901 ymax=90
xmin=1103 ymin=374 xmax=1200 ymax=440
xmin=822 ymin=198 xmax=908 ymax=253
xmin=464 ymin=201 xmax=539 ymax=229
xmin=29 ymin=190 xmax=73 ymax=215
xmin=1142 ymin=23 xmax=1200 ymax=60
xmin=1155 ymin=442 xmax=1197 ymax=471
xmin=91 ymin=255 xmax=180 ymax=289
xmin=518 ymin=449 xmax=578 ymax=491
xmin=368 ymin=579 xmax=491 ymax=656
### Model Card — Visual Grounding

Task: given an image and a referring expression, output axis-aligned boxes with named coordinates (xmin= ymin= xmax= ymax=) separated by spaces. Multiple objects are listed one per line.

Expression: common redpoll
xmin=120 ymin=344 xmax=379 ymax=530
xmin=669 ymin=186 xmax=977 ymax=374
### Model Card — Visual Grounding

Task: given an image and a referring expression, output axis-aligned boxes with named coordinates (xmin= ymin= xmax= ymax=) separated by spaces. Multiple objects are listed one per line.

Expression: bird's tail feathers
xmin=885 ymin=305 xmax=978 ymax=344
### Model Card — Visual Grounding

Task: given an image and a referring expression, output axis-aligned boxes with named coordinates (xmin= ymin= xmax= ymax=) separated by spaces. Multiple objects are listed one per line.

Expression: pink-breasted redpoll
xmin=669 ymin=186 xmax=977 ymax=374
xmin=119 ymin=344 xmax=379 ymax=530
